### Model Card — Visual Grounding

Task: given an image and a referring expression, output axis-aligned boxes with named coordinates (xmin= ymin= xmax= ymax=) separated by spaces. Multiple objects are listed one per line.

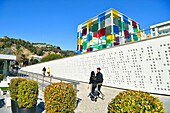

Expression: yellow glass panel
xmin=111 ymin=34 xmax=114 ymax=41
xmin=137 ymin=30 xmax=141 ymax=38
xmin=106 ymin=35 xmax=111 ymax=40
xmin=77 ymin=38 xmax=81 ymax=45
xmin=92 ymin=37 xmax=94 ymax=40
xmin=87 ymin=43 xmax=90 ymax=47
xmin=130 ymin=40 xmax=134 ymax=42
xmin=106 ymin=34 xmax=114 ymax=41
xmin=112 ymin=9 xmax=118 ymax=18
xmin=86 ymin=19 xmax=93 ymax=29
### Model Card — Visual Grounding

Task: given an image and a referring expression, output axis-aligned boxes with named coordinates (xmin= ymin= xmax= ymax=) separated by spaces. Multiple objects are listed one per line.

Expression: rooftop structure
xmin=150 ymin=20 xmax=170 ymax=37
xmin=77 ymin=8 xmax=141 ymax=54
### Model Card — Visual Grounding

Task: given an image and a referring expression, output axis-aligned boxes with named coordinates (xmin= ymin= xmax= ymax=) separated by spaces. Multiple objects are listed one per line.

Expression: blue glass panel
xmin=123 ymin=15 xmax=128 ymax=24
xmin=113 ymin=25 xmax=119 ymax=35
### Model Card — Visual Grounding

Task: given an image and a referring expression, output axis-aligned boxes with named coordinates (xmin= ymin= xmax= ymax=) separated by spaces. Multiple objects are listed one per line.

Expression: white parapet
xmin=0 ymin=54 xmax=16 ymax=60
xmin=21 ymin=34 xmax=170 ymax=95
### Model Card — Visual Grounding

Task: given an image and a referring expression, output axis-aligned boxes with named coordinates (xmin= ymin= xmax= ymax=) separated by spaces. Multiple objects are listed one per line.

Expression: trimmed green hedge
xmin=108 ymin=90 xmax=165 ymax=113
xmin=18 ymin=80 xmax=38 ymax=108
xmin=44 ymin=82 xmax=76 ymax=113
xmin=9 ymin=78 xmax=27 ymax=101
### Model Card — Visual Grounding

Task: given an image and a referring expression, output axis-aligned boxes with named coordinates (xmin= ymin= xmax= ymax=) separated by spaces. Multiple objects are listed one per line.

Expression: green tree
xmin=29 ymin=57 xmax=39 ymax=65
xmin=41 ymin=54 xmax=63 ymax=62
xmin=32 ymin=59 xmax=39 ymax=64
xmin=36 ymin=48 xmax=44 ymax=56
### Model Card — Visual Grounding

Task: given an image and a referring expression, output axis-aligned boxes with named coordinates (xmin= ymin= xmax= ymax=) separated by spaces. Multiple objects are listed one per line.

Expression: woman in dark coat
xmin=88 ymin=71 xmax=97 ymax=101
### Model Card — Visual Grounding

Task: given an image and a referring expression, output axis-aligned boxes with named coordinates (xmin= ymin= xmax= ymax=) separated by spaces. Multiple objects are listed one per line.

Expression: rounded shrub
xmin=108 ymin=90 xmax=165 ymax=113
xmin=18 ymin=80 xmax=38 ymax=108
xmin=44 ymin=82 xmax=76 ymax=113
xmin=0 ymin=74 xmax=4 ymax=80
xmin=9 ymin=78 xmax=27 ymax=101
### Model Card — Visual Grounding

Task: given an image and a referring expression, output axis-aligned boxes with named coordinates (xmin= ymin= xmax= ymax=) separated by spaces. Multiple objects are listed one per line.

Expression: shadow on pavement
xmin=36 ymin=102 xmax=44 ymax=113
xmin=75 ymin=98 xmax=82 ymax=109
xmin=36 ymin=98 xmax=82 ymax=113
xmin=0 ymin=99 xmax=5 ymax=108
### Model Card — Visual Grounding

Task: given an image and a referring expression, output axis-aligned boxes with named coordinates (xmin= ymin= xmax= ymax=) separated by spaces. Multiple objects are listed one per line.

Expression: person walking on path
xmin=47 ymin=67 xmax=50 ymax=76
xmin=88 ymin=71 xmax=97 ymax=101
xmin=42 ymin=67 xmax=46 ymax=76
xmin=96 ymin=67 xmax=104 ymax=98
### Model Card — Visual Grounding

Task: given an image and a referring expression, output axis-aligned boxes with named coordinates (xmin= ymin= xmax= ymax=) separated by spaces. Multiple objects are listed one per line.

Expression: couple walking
xmin=42 ymin=67 xmax=50 ymax=76
xmin=88 ymin=67 xmax=104 ymax=101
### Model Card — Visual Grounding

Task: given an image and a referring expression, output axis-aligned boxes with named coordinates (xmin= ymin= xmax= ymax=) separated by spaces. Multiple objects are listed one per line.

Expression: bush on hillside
xmin=41 ymin=54 xmax=63 ymax=62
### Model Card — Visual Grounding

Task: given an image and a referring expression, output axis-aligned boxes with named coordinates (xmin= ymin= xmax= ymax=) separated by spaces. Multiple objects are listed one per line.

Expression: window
xmin=113 ymin=18 xmax=118 ymax=26
xmin=100 ymin=20 xmax=105 ymax=28
xmin=82 ymin=25 xmax=87 ymax=29
xmin=105 ymin=13 xmax=111 ymax=19
xmin=124 ymin=22 xmax=129 ymax=30
xmin=152 ymin=28 xmax=155 ymax=31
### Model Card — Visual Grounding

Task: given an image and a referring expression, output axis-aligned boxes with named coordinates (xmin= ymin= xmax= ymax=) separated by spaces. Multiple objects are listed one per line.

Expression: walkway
xmin=74 ymin=82 xmax=170 ymax=113
xmin=0 ymin=81 xmax=170 ymax=113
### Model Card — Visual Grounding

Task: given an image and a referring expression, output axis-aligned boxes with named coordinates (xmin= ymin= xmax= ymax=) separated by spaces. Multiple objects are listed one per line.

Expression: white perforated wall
xmin=21 ymin=35 xmax=170 ymax=95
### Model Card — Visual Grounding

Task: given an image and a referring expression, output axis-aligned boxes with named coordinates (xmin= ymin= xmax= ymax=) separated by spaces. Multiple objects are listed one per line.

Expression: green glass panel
xmin=133 ymin=34 xmax=138 ymax=41
xmin=106 ymin=39 xmax=111 ymax=44
xmin=92 ymin=23 xmax=98 ymax=33
xmin=99 ymin=45 xmax=103 ymax=50
xmin=121 ymin=22 xmax=124 ymax=31
xmin=93 ymin=45 xmax=99 ymax=49
xmin=103 ymin=44 xmax=107 ymax=48
xmin=133 ymin=28 xmax=138 ymax=32
xmin=82 ymin=42 xmax=87 ymax=50
xmin=118 ymin=20 xmax=121 ymax=28
xmin=138 ymin=24 xmax=140 ymax=29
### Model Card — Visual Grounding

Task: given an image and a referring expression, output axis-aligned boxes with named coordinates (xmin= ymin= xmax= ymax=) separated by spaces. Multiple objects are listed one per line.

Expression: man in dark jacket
xmin=96 ymin=67 xmax=104 ymax=97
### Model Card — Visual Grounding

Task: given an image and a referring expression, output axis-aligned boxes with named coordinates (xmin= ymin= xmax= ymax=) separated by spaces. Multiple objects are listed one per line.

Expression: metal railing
xmin=17 ymin=70 xmax=79 ymax=98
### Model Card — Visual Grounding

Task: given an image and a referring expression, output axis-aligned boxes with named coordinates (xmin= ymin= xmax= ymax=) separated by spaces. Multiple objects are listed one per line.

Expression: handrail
xmin=17 ymin=70 xmax=79 ymax=98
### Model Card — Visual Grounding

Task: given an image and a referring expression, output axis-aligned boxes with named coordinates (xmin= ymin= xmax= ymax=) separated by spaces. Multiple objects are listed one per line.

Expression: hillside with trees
xmin=0 ymin=36 xmax=76 ymax=66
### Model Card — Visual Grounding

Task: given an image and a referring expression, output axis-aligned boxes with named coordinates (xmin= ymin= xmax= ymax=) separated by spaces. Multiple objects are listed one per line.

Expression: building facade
xmin=150 ymin=20 xmax=170 ymax=37
xmin=0 ymin=54 xmax=16 ymax=76
xmin=77 ymin=8 xmax=141 ymax=54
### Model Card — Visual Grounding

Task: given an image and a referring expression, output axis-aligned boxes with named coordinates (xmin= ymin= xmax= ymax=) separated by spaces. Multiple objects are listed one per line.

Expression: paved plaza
xmin=0 ymin=82 xmax=170 ymax=113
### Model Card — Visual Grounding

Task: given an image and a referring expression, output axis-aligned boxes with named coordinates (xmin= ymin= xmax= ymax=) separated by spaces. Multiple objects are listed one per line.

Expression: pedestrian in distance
xmin=88 ymin=71 xmax=97 ymax=101
xmin=47 ymin=67 xmax=50 ymax=76
xmin=42 ymin=67 xmax=46 ymax=76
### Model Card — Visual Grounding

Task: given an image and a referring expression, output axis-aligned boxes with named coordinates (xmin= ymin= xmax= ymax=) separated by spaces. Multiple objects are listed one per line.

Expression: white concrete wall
xmin=21 ymin=34 xmax=170 ymax=95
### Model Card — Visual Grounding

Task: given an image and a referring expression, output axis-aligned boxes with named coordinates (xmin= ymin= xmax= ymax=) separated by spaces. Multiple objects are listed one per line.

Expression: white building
xmin=0 ymin=54 xmax=16 ymax=76
xmin=150 ymin=20 xmax=170 ymax=37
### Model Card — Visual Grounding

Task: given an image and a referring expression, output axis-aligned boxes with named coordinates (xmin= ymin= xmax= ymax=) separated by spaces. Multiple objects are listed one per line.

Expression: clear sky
xmin=0 ymin=0 xmax=169 ymax=50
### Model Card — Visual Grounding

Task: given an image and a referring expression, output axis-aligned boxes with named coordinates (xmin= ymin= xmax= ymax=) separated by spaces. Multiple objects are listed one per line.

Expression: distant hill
xmin=0 ymin=36 xmax=76 ymax=65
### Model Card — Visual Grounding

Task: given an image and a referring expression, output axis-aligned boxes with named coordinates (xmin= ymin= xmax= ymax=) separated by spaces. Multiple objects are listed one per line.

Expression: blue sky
xmin=0 ymin=0 xmax=169 ymax=50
